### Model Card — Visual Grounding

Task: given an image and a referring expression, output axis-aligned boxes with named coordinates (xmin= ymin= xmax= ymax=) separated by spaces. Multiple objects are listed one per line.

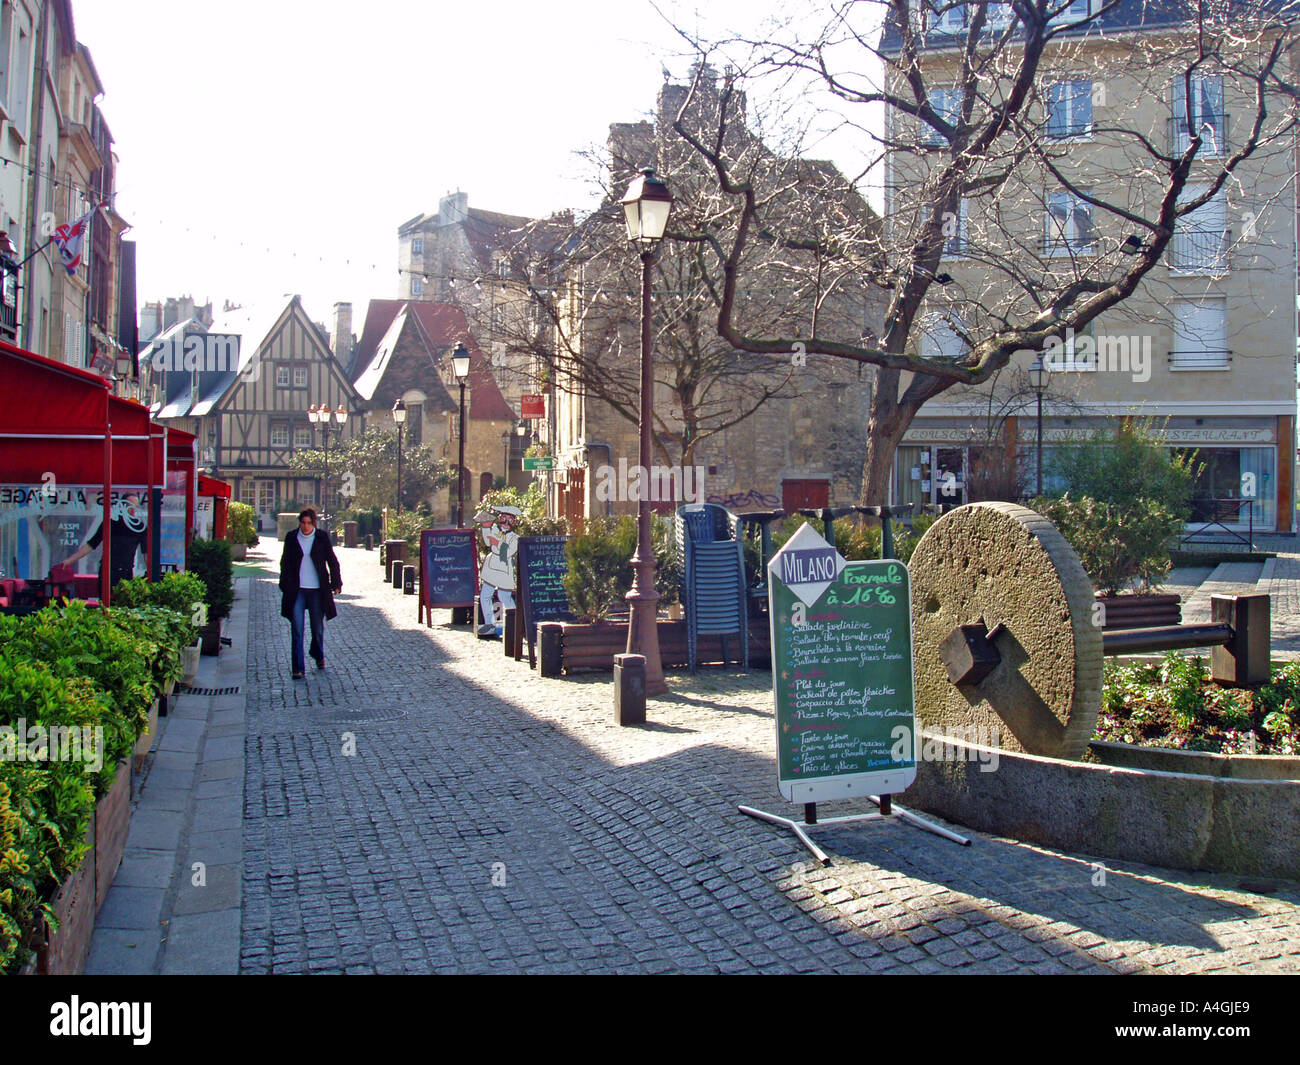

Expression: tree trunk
xmin=857 ymin=368 xmax=953 ymax=507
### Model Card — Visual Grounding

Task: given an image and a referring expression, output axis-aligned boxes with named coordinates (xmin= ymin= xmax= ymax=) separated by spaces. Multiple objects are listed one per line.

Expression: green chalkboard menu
xmin=420 ymin=529 xmax=477 ymax=614
xmin=517 ymin=535 xmax=573 ymax=665
xmin=768 ymin=523 xmax=916 ymax=804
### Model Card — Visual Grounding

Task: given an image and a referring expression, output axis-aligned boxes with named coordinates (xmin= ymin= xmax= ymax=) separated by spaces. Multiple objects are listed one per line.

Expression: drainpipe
xmin=21 ymin=0 xmax=51 ymax=352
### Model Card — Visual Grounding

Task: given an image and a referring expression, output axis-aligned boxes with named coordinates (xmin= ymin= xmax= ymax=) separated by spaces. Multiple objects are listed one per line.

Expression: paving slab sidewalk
xmin=84 ymin=579 xmax=249 ymax=975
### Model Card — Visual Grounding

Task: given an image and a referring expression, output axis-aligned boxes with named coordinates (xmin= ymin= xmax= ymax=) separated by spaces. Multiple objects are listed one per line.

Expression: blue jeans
xmin=290 ymin=589 xmax=325 ymax=673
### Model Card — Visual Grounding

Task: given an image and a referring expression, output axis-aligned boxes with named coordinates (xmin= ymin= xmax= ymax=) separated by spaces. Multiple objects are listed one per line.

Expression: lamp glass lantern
xmin=620 ymin=167 xmax=673 ymax=244
xmin=1028 ymin=356 xmax=1048 ymax=393
xmin=451 ymin=342 xmax=471 ymax=382
xmin=392 ymin=398 xmax=407 ymax=425
xmin=307 ymin=403 xmax=321 ymax=424
xmin=334 ymin=405 xmax=348 ymax=425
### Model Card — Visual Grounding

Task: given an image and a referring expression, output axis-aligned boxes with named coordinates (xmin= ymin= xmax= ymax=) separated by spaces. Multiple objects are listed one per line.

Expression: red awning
xmin=198 ymin=475 xmax=232 ymax=498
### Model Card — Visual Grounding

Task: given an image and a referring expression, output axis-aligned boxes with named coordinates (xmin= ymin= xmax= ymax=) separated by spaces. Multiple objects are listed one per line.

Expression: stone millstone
xmin=909 ymin=502 xmax=1102 ymax=759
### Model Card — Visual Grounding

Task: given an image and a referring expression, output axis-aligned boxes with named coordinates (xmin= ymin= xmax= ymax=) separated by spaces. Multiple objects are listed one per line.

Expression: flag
xmin=51 ymin=205 xmax=97 ymax=276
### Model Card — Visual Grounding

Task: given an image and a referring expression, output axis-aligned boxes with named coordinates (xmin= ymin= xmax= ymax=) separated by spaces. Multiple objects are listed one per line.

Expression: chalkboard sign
xmin=517 ymin=535 xmax=573 ymax=666
xmin=768 ymin=523 xmax=916 ymax=804
xmin=420 ymin=529 xmax=477 ymax=623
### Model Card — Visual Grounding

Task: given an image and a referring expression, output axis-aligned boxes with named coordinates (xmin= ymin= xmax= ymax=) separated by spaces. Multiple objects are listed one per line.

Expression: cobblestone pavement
xmin=239 ymin=545 xmax=1300 ymax=974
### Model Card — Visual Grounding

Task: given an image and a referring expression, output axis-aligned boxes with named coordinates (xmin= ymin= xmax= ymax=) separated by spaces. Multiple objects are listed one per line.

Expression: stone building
xmin=347 ymin=298 xmax=522 ymax=520
xmin=540 ymin=70 xmax=884 ymax=523
xmin=879 ymin=2 xmax=1297 ymax=532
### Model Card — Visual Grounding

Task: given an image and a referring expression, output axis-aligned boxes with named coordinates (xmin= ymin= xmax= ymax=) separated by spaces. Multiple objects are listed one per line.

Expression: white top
xmin=297 ymin=530 xmax=320 ymax=589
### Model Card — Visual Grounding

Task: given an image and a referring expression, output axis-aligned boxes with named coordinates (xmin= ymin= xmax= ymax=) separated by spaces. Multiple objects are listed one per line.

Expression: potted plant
xmin=224 ymin=501 xmax=259 ymax=561
xmin=187 ymin=539 xmax=233 ymax=655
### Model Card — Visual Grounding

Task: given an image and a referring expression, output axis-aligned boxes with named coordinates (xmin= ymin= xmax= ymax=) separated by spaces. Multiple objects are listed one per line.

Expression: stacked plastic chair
xmin=675 ymin=503 xmax=749 ymax=673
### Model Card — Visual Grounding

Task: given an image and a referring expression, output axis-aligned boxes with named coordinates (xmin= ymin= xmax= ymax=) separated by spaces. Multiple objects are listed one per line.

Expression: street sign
xmin=522 ymin=456 xmax=556 ymax=471
xmin=767 ymin=522 xmax=917 ymax=803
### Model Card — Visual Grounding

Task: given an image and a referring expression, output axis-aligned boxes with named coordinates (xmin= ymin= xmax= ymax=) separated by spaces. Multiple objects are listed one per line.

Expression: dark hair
xmin=298 ymin=508 xmax=317 ymax=524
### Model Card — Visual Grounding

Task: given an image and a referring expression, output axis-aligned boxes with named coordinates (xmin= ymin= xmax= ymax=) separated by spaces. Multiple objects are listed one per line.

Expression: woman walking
xmin=279 ymin=508 xmax=343 ymax=680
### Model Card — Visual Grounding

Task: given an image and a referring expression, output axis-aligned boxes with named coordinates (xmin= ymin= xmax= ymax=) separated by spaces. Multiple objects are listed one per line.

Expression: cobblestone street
xmin=232 ymin=546 xmax=1300 ymax=974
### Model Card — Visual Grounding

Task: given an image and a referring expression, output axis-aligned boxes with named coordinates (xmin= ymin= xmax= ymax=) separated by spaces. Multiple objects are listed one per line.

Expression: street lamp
xmin=308 ymin=403 xmax=348 ymax=530
xmin=393 ymin=398 xmax=407 ymax=513
xmin=620 ymin=166 xmax=673 ymax=696
xmin=451 ymin=342 xmax=471 ymax=525
xmin=1028 ymin=355 xmax=1048 ymax=498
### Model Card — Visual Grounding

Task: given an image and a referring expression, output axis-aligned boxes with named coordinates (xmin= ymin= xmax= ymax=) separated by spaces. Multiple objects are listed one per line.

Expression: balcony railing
xmin=1169 ymin=226 xmax=1231 ymax=274
xmin=1168 ymin=348 xmax=1231 ymax=369
xmin=1168 ymin=113 xmax=1229 ymax=157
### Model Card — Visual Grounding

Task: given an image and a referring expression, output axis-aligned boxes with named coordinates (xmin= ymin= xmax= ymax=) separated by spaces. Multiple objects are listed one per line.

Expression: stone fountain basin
xmin=902 ymin=733 xmax=1300 ymax=880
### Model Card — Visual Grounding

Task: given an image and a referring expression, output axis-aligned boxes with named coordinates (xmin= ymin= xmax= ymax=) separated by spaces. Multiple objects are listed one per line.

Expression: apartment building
xmin=0 ymin=2 xmax=133 ymax=375
xmin=880 ymin=1 xmax=1297 ymax=532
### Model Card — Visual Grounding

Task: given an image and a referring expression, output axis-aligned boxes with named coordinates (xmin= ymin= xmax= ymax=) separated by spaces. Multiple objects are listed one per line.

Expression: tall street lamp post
xmin=452 ymin=342 xmax=471 ymax=525
xmin=620 ymin=167 xmax=673 ymax=696
xmin=392 ymin=398 xmax=407 ymax=513
xmin=1029 ymin=356 xmax=1047 ymax=498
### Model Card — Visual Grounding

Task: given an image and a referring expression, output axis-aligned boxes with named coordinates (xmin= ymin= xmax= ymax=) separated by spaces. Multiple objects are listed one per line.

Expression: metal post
xmin=881 ymin=504 xmax=894 ymax=560
xmin=457 ymin=380 xmax=467 ymax=526
xmin=1035 ymin=390 xmax=1044 ymax=498
xmin=396 ymin=420 xmax=404 ymax=514
xmin=626 ymin=248 xmax=666 ymax=695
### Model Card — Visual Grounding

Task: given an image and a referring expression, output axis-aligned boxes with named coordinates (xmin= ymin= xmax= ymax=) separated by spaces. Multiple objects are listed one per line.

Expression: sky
xmin=72 ymin=0 xmax=829 ymax=329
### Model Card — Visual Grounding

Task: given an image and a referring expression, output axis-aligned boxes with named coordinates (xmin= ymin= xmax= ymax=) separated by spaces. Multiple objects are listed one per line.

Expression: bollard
xmin=365 ymin=533 xmax=373 ymax=551
xmin=403 ymin=567 xmax=416 ymax=595
xmin=379 ymin=543 xmax=386 ymax=567
xmin=614 ymin=653 xmax=647 ymax=725
xmin=539 ymin=622 xmax=563 ymax=677
xmin=343 ymin=521 xmax=359 ymax=548
xmin=503 ymin=608 xmax=517 ymax=657
xmin=451 ymin=606 xmax=471 ymax=626
xmin=392 ymin=561 xmax=406 ymax=588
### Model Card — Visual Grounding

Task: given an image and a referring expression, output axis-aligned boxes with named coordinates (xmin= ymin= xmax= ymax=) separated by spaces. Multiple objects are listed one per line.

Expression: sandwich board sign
xmin=767 ymin=522 xmax=917 ymax=803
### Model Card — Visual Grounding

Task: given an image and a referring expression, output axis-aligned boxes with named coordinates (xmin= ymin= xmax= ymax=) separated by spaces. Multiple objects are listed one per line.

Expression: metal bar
xmin=0 ymin=433 xmax=154 ymax=440
xmin=1102 ymin=623 xmax=1231 ymax=654
xmin=867 ymin=796 xmax=972 ymax=845
xmin=738 ymin=805 xmax=832 ymax=866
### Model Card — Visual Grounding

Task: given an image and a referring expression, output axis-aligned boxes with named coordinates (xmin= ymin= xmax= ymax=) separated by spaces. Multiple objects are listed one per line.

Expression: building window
xmin=942 ymin=198 xmax=968 ymax=258
xmin=412 ymin=238 xmax=424 ymax=256
xmin=275 ymin=365 xmax=290 ymax=387
xmin=412 ymin=276 xmax=424 ymax=296
xmin=293 ymin=426 xmax=312 ymax=448
xmin=492 ymin=304 xmax=507 ymax=334
xmin=1171 ymin=186 xmax=1229 ymax=274
xmin=922 ymin=88 xmax=960 ymax=147
xmin=1047 ymin=80 xmax=1093 ymax=139
xmin=293 ymin=365 xmax=308 ymax=388
xmin=1044 ymin=190 xmax=1095 ymax=255
xmin=497 ymin=257 xmax=510 ymax=278
xmin=1171 ymin=298 xmax=1228 ymax=369
xmin=932 ymin=2 xmax=964 ymax=33
xmin=1172 ymin=75 xmax=1226 ymax=156
xmin=1050 ymin=0 xmax=1091 ymax=26
xmin=271 ymin=423 xmax=290 ymax=447
xmin=920 ymin=314 xmax=966 ymax=360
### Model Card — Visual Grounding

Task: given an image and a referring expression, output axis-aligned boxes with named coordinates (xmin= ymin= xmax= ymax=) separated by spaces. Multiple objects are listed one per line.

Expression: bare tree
xmin=658 ymin=0 xmax=1300 ymax=504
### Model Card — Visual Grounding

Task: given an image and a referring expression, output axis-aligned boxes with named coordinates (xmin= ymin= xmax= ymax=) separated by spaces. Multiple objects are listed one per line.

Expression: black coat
xmin=279 ymin=529 xmax=343 ymax=620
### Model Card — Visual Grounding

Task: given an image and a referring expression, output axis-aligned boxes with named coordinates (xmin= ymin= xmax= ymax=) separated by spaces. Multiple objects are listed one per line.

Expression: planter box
xmin=229 ymin=543 xmax=248 ymax=561
xmin=540 ymin=619 xmax=771 ymax=676
xmin=95 ymin=760 xmax=132 ymax=913
xmin=1097 ymin=592 xmax=1182 ymax=631
xmin=37 ymin=818 xmax=96 ymax=975
xmin=199 ymin=618 xmax=223 ymax=656
xmin=133 ymin=701 xmax=159 ymax=772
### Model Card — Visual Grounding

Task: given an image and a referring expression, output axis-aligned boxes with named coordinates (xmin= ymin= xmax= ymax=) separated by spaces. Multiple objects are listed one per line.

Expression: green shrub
xmin=1036 ymin=493 xmax=1184 ymax=595
xmin=187 ymin=538 xmax=233 ymax=621
xmin=563 ymin=516 xmax=636 ymax=622
xmin=652 ymin=515 xmax=681 ymax=605
xmin=386 ymin=509 xmax=437 ymax=549
xmin=225 ymin=502 xmax=259 ymax=546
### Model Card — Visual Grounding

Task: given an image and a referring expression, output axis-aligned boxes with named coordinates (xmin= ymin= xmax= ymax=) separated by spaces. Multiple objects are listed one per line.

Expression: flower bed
xmin=1098 ymin=652 xmax=1300 ymax=755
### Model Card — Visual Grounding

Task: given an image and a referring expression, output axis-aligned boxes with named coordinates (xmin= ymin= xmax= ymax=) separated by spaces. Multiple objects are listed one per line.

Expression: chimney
xmin=439 ymin=190 xmax=469 ymax=225
xmin=331 ymin=302 xmax=353 ymax=363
